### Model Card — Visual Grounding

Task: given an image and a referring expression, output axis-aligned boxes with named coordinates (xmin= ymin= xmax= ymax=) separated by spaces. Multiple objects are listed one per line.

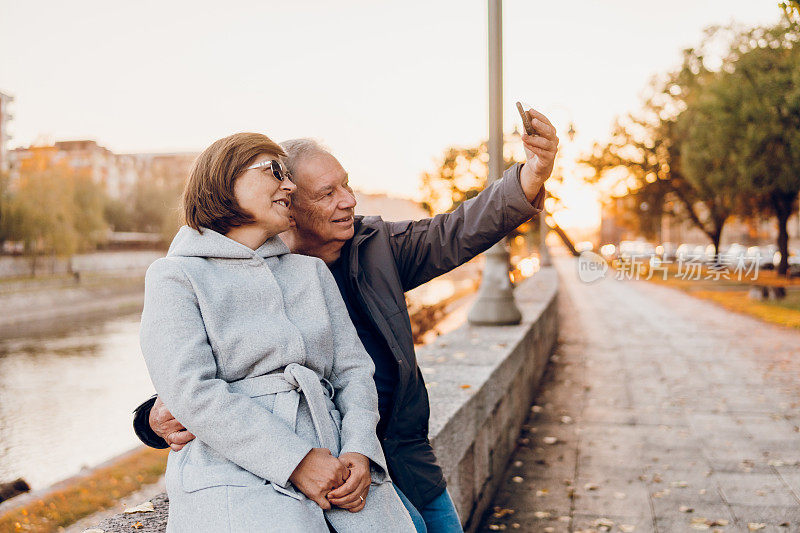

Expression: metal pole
xmin=539 ymin=212 xmax=552 ymax=267
xmin=468 ymin=0 xmax=522 ymax=326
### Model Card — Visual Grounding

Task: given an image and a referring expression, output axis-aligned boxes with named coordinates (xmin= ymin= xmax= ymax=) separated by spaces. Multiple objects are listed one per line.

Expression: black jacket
xmin=133 ymin=162 xmax=542 ymax=509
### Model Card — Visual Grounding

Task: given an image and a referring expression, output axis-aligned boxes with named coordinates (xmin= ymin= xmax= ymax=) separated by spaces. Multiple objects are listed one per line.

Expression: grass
xmin=0 ymin=447 xmax=167 ymax=533
xmin=641 ymin=263 xmax=800 ymax=330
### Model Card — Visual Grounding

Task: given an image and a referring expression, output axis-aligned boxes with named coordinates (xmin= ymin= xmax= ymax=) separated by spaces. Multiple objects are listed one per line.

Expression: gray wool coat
xmin=139 ymin=227 xmax=414 ymax=532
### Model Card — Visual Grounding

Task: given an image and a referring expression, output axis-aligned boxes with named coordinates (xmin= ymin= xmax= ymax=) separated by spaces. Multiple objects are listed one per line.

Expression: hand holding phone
xmin=516 ymin=101 xmax=535 ymax=136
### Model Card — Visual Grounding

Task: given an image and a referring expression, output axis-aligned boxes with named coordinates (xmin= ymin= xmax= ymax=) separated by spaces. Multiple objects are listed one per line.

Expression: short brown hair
xmin=183 ymin=132 xmax=285 ymax=234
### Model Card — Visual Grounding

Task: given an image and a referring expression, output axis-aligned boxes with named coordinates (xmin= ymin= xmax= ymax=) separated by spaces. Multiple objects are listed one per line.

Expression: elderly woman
xmin=140 ymin=132 xmax=414 ymax=532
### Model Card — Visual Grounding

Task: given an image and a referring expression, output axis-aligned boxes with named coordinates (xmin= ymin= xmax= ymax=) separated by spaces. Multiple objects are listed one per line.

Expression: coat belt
xmin=228 ymin=363 xmax=338 ymax=499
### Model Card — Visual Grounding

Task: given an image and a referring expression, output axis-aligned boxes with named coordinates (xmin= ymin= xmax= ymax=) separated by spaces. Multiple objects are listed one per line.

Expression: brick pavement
xmin=477 ymin=257 xmax=800 ymax=533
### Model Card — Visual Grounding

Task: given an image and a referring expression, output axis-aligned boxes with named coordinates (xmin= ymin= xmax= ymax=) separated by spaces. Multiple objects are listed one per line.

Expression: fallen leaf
xmin=531 ymin=405 xmax=543 ymax=413
xmin=584 ymin=483 xmax=599 ymax=491
xmin=534 ymin=511 xmax=551 ymax=519
xmin=619 ymin=525 xmax=636 ymax=532
xmin=536 ymin=489 xmax=549 ymax=496
xmin=748 ymin=524 xmax=766 ymax=531
xmin=592 ymin=517 xmax=615 ymax=530
xmin=123 ymin=501 xmax=155 ymax=514
xmin=492 ymin=508 xmax=515 ymax=518
xmin=560 ymin=416 xmax=573 ymax=424
xmin=132 ymin=522 xmax=143 ymax=530
xmin=460 ymin=384 xmax=471 ymax=389
xmin=511 ymin=476 xmax=523 ymax=483
xmin=679 ymin=506 xmax=694 ymax=513
xmin=613 ymin=492 xmax=626 ymax=500
xmin=671 ymin=481 xmax=689 ymax=488
xmin=513 ymin=460 xmax=523 ymax=467
xmin=543 ymin=436 xmax=558 ymax=445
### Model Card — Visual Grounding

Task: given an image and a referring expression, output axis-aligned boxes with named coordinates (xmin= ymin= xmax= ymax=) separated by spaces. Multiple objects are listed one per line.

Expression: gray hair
xmin=279 ymin=138 xmax=332 ymax=176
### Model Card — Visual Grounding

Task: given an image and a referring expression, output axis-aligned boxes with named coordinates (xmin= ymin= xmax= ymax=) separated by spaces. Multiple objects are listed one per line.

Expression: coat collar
xmin=167 ymin=225 xmax=290 ymax=259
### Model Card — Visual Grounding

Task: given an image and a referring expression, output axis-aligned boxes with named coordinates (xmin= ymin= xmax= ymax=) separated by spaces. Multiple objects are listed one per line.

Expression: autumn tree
xmin=419 ymin=132 xmax=580 ymax=255
xmin=680 ymin=16 xmax=800 ymax=274
xmin=582 ymin=26 xmax=745 ymax=256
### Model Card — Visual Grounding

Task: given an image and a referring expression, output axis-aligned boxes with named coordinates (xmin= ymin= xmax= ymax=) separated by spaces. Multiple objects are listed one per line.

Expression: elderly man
xmin=133 ymin=108 xmax=558 ymax=532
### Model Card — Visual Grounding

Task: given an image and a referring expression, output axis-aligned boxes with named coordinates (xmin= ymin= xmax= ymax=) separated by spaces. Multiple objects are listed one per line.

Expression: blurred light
xmin=600 ymin=244 xmax=616 ymax=257
xmin=518 ymin=257 xmax=539 ymax=278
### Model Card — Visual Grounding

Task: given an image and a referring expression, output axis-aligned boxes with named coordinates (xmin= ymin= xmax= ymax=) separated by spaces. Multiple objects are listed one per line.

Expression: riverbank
xmin=0 ymin=447 xmax=167 ymax=533
xmin=0 ymin=271 xmax=147 ymax=340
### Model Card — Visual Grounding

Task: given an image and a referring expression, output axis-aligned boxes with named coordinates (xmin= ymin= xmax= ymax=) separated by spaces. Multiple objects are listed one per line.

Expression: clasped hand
xmin=289 ymin=448 xmax=371 ymax=512
xmin=150 ymin=398 xmax=371 ymax=512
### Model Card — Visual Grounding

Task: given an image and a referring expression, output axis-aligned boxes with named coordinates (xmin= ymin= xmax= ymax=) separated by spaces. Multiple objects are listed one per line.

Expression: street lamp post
xmin=539 ymin=211 xmax=552 ymax=267
xmin=467 ymin=0 xmax=523 ymax=326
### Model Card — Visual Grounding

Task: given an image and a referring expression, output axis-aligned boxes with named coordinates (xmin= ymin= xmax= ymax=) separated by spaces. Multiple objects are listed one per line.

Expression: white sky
xmin=0 ymin=0 xmax=781 ymax=229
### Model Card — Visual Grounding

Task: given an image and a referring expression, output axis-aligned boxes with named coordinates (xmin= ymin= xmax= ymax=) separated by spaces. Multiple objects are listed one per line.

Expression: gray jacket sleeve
xmin=139 ymin=258 xmax=313 ymax=487
xmin=315 ymin=260 xmax=388 ymax=478
xmin=388 ymin=163 xmax=545 ymax=291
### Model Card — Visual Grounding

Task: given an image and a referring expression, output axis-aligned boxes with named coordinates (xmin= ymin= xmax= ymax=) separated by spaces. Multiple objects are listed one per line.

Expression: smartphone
xmin=516 ymin=101 xmax=535 ymax=136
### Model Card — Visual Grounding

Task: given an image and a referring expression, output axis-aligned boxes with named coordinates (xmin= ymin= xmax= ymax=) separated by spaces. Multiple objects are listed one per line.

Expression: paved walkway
xmin=478 ymin=257 xmax=800 ymax=533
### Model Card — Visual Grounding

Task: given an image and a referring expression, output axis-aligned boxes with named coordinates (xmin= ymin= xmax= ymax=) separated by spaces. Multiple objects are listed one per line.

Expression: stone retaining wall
xmin=422 ymin=267 xmax=558 ymax=531
xmin=0 ymin=250 xmax=162 ymax=278
xmin=92 ymin=268 xmax=559 ymax=532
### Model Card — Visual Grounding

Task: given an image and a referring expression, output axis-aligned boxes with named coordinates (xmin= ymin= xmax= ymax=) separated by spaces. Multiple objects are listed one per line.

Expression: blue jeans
xmin=393 ymin=484 xmax=463 ymax=533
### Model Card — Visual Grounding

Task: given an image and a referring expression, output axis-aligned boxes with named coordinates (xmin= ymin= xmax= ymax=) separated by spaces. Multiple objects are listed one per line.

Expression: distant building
xmin=9 ymin=140 xmax=138 ymax=198
xmin=354 ymin=191 xmax=428 ymax=221
xmin=126 ymin=152 xmax=198 ymax=189
xmin=0 ymin=91 xmax=13 ymax=173
xmin=7 ymin=141 xmax=200 ymax=200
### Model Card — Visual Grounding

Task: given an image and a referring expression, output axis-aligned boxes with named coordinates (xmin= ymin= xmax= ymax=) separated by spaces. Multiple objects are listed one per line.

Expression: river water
xmin=0 ymin=274 xmax=473 ymax=493
xmin=0 ymin=313 xmax=154 ymax=490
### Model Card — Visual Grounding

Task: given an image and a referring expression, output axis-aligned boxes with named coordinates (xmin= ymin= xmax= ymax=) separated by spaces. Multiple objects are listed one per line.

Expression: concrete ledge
xmin=420 ymin=267 xmax=558 ymax=531
xmin=92 ymin=268 xmax=558 ymax=532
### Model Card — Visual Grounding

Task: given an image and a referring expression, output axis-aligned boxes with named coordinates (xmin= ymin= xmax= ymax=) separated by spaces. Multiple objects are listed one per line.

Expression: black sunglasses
xmin=246 ymin=159 xmax=293 ymax=182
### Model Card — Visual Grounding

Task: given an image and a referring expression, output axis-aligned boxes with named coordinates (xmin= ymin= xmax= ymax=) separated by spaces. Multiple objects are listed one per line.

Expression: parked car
xmin=773 ymin=248 xmax=800 ymax=269
xmin=676 ymin=243 xmax=695 ymax=262
xmin=618 ymin=240 xmax=655 ymax=261
xmin=690 ymin=244 xmax=709 ymax=262
xmin=720 ymin=243 xmax=747 ymax=266
xmin=745 ymin=246 xmax=775 ymax=269
xmin=657 ymin=242 xmax=677 ymax=262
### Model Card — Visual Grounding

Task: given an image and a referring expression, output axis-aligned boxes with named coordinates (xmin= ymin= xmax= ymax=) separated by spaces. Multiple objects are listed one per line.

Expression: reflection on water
xmin=0 ymin=314 xmax=154 ymax=490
